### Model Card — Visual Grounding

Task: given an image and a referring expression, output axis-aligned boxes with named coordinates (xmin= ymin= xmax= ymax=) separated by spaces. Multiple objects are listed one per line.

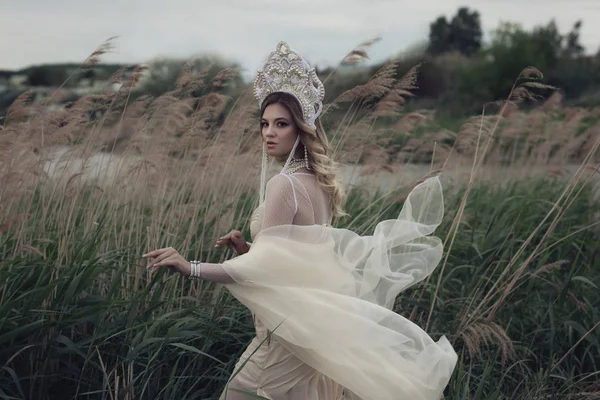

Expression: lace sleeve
xmin=262 ymin=174 xmax=298 ymax=230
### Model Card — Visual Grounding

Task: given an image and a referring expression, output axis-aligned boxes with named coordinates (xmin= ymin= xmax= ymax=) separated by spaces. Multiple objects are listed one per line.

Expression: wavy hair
xmin=260 ymin=92 xmax=346 ymax=217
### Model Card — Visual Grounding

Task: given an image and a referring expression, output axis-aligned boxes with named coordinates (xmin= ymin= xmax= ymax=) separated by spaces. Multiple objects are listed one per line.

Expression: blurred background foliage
xmin=2 ymin=7 xmax=599 ymax=122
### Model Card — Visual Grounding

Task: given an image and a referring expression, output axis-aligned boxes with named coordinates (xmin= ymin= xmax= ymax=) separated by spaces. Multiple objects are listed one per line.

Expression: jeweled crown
xmin=253 ymin=41 xmax=325 ymax=129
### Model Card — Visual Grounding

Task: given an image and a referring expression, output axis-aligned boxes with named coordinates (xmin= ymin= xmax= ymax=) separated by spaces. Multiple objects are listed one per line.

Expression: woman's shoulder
xmin=267 ymin=172 xmax=315 ymax=188
xmin=266 ymin=174 xmax=297 ymax=196
xmin=267 ymin=173 xmax=292 ymax=186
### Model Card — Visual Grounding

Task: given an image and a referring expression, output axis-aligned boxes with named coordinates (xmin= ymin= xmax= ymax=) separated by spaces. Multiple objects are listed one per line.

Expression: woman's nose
xmin=264 ymin=126 xmax=275 ymax=137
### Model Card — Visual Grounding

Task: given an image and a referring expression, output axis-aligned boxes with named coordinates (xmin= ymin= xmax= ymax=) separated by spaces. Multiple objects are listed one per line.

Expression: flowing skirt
xmin=222 ymin=176 xmax=457 ymax=400
xmin=219 ymin=317 xmax=342 ymax=400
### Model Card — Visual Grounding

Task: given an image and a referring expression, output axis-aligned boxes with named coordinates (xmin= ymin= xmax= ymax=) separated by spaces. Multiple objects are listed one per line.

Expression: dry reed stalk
xmin=329 ymin=59 xmax=398 ymax=108
xmin=552 ymin=319 xmax=600 ymax=372
xmin=459 ymin=320 xmax=515 ymax=364
xmin=333 ymin=66 xmax=425 ymax=168
xmin=484 ymin=138 xmax=600 ymax=321
xmin=320 ymin=37 xmax=381 ymax=86
xmin=456 ymin=129 xmax=600 ymax=332
xmin=424 ymin=67 xmax=554 ymax=333
xmin=5 ymin=90 xmax=37 ymax=124
xmin=374 ymin=64 xmax=420 ymax=118
xmin=43 ymin=37 xmax=119 ymax=112
xmin=174 ymin=60 xmax=211 ymax=97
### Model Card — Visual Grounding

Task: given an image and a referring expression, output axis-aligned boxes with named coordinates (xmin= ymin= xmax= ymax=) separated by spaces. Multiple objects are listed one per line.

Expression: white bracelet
xmin=189 ymin=260 xmax=202 ymax=280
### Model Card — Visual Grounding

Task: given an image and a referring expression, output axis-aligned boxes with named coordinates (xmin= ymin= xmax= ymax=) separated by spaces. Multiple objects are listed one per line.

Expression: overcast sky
xmin=2 ymin=0 xmax=599 ymax=79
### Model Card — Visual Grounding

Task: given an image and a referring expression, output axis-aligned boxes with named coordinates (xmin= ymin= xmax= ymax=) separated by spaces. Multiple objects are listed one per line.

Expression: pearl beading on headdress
xmin=253 ymin=41 xmax=325 ymax=129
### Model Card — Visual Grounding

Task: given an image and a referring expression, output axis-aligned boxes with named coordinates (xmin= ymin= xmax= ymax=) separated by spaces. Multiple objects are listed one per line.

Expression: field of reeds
xmin=1 ymin=39 xmax=599 ymax=400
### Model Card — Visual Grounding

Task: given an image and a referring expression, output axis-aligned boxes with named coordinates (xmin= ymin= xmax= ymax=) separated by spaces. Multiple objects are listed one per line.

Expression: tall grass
xmin=0 ymin=39 xmax=599 ymax=399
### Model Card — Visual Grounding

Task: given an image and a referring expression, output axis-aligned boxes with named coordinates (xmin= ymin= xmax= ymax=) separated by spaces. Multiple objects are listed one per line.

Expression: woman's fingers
xmin=142 ymin=247 xmax=189 ymax=277
xmin=230 ymin=235 xmax=245 ymax=246
xmin=143 ymin=248 xmax=168 ymax=258
xmin=149 ymin=255 xmax=180 ymax=274
xmin=216 ymin=233 xmax=233 ymax=248
xmin=147 ymin=248 xmax=175 ymax=269
xmin=143 ymin=247 xmax=172 ymax=258
xmin=223 ymin=231 xmax=241 ymax=240
xmin=216 ymin=231 xmax=244 ymax=249
xmin=151 ymin=254 xmax=176 ymax=269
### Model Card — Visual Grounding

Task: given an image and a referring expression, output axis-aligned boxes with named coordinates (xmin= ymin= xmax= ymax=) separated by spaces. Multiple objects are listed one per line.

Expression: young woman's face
xmin=261 ymin=103 xmax=299 ymax=161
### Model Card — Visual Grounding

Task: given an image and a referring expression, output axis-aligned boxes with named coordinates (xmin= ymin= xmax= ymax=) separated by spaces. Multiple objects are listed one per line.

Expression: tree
xmin=564 ymin=20 xmax=585 ymax=57
xmin=427 ymin=7 xmax=482 ymax=56
xmin=450 ymin=7 xmax=483 ymax=56
xmin=82 ymin=69 xmax=96 ymax=87
xmin=482 ymin=22 xmax=554 ymax=99
xmin=26 ymin=66 xmax=62 ymax=86
xmin=530 ymin=20 xmax=563 ymax=69
xmin=428 ymin=16 xmax=452 ymax=55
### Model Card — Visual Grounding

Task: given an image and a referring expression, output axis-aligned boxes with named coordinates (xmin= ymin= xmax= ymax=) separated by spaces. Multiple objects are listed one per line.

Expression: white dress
xmin=220 ymin=173 xmax=342 ymax=399
xmin=220 ymin=173 xmax=457 ymax=400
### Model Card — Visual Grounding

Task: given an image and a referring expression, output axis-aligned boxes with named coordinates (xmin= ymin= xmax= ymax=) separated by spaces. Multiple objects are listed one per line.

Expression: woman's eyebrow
xmin=261 ymin=117 xmax=290 ymax=122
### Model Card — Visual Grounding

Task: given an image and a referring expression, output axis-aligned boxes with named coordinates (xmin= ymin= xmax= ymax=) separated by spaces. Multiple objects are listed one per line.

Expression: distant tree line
xmin=0 ymin=64 xmax=128 ymax=88
xmin=426 ymin=8 xmax=596 ymax=113
xmin=354 ymin=7 xmax=600 ymax=116
xmin=322 ymin=8 xmax=600 ymax=117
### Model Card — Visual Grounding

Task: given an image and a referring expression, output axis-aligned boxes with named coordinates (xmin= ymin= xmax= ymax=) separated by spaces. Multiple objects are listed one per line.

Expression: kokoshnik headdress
xmin=253 ymin=41 xmax=325 ymax=204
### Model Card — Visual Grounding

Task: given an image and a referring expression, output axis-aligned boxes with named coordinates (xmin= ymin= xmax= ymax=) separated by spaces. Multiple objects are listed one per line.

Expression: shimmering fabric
xmin=220 ymin=174 xmax=457 ymax=400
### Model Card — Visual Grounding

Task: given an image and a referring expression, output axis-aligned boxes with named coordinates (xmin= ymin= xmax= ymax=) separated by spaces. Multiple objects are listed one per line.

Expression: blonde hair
xmin=260 ymin=92 xmax=346 ymax=217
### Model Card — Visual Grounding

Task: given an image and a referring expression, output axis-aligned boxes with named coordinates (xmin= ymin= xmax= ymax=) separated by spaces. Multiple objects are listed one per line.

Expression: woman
xmin=143 ymin=41 xmax=457 ymax=400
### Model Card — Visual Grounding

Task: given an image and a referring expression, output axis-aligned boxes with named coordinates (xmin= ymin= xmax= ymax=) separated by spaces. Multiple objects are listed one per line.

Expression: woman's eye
xmin=261 ymin=122 xmax=268 ymax=127
xmin=277 ymin=122 xmax=287 ymax=127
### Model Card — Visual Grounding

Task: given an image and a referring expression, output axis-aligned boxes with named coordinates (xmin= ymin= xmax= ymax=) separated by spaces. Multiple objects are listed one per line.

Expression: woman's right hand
xmin=215 ymin=230 xmax=250 ymax=255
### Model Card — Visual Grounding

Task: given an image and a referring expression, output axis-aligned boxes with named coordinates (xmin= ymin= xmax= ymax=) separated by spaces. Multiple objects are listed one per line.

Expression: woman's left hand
xmin=142 ymin=247 xmax=191 ymax=277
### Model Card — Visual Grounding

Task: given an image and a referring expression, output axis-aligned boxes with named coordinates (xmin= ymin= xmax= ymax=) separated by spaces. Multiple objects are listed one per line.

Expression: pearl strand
xmin=283 ymin=145 xmax=310 ymax=175
xmin=189 ymin=261 xmax=202 ymax=280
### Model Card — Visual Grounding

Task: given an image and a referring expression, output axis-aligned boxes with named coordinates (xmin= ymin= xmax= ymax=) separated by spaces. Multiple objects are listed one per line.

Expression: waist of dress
xmin=253 ymin=315 xmax=273 ymax=344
